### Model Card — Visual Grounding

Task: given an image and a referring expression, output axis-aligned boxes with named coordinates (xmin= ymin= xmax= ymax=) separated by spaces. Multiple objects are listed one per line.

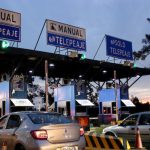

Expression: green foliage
xmin=133 ymin=19 xmax=150 ymax=60
xmin=131 ymin=96 xmax=150 ymax=113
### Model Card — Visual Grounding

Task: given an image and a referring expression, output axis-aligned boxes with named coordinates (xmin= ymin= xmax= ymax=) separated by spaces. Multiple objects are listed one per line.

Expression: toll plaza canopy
xmin=0 ymin=47 xmax=150 ymax=81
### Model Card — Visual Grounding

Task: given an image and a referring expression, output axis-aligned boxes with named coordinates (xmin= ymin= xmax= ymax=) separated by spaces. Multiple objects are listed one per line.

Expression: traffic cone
xmin=135 ymin=128 xmax=143 ymax=149
xmin=2 ymin=141 xmax=7 ymax=150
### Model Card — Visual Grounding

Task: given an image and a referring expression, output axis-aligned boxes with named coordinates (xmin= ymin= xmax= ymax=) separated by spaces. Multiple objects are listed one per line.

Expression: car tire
xmin=15 ymin=144 xmax=25 ymax=150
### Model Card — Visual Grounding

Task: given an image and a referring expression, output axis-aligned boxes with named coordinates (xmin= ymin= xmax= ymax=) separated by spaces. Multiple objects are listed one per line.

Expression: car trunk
xmin=40 ymin=123 xmax=80 ymax=143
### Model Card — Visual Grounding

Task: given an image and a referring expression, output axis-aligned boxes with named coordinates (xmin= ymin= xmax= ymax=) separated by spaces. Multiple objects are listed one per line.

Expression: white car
xmin=102 ymin=111 xmax=150 ymax=149
xmin=0 ymin=111 xmax=85 ymax=150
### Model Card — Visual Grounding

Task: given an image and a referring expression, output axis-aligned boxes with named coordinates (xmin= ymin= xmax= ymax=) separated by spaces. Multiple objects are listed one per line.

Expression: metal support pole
xmin=129 ymin=76 xmax=141 ymax=88
xmin=45 ymin=60 xmax=49 ymax=111
xmin=34 ymin=20 xmax=46 ymax=50
xmin=114 ymin=70 xmax=118 ymax=122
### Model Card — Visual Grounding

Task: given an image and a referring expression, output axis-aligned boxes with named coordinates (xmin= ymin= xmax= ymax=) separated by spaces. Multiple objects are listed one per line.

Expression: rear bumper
xmin=26 ymin=136 xmax=86 ymax=150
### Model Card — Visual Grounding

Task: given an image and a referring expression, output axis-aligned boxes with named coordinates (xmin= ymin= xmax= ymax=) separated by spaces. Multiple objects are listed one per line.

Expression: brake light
xmin=80 ymin=127 xmax=84 ymax=136
xmin=30 ymin=130 xmax=48 ymax=140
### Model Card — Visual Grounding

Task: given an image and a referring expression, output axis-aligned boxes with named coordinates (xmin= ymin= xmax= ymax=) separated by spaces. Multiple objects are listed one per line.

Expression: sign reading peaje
xmin=0 ymin=8 xmax=21 ymax=42
xmin=106 ymin=35 xmax=133 ymax=60
xmin=46 ymin=20 xmax=86 ymax=51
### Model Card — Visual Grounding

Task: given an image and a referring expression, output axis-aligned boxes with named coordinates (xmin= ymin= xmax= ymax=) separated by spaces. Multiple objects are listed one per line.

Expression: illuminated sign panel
xmin=0 ymin=24 xmax=20 ymax=41
xmin=0 ymin=8 xmax=21 ymax=42
xmin=46 ymin=20 xmax=86 ymax=51
xmin=106 ymin=35 xmax=133 ymax=60
xmin=11 ymin=99 xmax=34 ymax=106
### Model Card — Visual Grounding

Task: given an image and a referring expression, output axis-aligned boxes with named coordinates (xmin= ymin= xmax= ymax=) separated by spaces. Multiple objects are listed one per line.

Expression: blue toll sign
xmin=106 ymin=35 xmax=133 ymax=60
xmin=47 ymin=33 xmax=86 ymax=51
xmin=0 ymin=24 xmax=21 ymax=42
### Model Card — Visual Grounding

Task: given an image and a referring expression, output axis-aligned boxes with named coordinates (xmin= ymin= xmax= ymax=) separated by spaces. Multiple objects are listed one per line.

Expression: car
xmin=102 ymin=111 xmax=150 ymax=149
xmin=0 ymin=111 xmax=86 ymax=150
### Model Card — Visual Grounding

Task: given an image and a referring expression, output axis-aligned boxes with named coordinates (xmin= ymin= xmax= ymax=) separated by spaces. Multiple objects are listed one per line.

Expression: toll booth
xmin=98 ymin=88 xmax=120 ymax=124
xmin=0 ymin=75 xmax=34 ymax=116
xmin=54 ymin=85 xmax=75 ymax=116
xmin=54 ymin=84 xmax=94 ymax=130
xmin=98 ymin=88 xmax=135 ymax=124
xmin=9 ymin=74 xmax=34 ymax=112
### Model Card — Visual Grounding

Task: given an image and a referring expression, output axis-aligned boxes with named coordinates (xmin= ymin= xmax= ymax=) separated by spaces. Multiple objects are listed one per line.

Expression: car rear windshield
xmin=28 ymin=113 xmax=74 ymax=124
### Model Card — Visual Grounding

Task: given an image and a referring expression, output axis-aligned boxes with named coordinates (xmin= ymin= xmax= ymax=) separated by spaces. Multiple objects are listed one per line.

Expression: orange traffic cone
xmin=2 ymin=141 xmax=7 ymax=150
xmin=135 ymin=128 xmax=143 ymax=149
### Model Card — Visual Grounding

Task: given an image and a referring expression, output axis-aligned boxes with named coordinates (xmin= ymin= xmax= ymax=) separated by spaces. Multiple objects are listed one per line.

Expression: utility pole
xmin=114 ymin=70 xmax=118 ymax=122
xmin=45 ymin=60 xmax=49 ymax=111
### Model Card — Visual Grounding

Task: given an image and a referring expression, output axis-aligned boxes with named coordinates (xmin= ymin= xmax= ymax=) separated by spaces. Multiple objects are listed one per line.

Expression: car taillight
xmin=80 ymin=127 xmax=84 ymax=136
xmin=30 ymin=130 xmax=48 ymax=140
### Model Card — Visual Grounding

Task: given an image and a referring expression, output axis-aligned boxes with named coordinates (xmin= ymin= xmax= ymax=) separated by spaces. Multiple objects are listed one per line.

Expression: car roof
xmin=7 ymin=111 xmax=60 ymax=115
xmin=130 ymin=111 xmax=150 ymax=116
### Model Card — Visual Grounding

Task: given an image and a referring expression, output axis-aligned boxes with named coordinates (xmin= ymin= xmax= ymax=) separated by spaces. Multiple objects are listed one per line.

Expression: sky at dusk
xmin=1 ymin=0 xmax=150 ymax=101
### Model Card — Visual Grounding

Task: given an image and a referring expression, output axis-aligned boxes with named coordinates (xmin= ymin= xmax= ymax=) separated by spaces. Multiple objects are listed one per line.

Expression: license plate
xmin=56 ymin=146 xmax=78 ymax=150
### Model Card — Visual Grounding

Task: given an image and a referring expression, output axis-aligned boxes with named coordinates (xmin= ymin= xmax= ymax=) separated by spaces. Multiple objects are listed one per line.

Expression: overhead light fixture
xmin=49 ymin=63 xmax=55 ymax=67
xmin=79 ymin=75 xmax=82 ymax=78
xmin=102 ymin=70 xmax=107 ymax=74
xmin=28 ymin=57 xmax=37 ymax=61
xmin=29 ymin=70 xmax=33 ymax=74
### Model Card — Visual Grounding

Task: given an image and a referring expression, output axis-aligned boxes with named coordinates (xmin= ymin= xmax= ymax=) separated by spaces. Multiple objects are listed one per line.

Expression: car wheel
xmin=15 ymin=144 xmax=25 ymax=150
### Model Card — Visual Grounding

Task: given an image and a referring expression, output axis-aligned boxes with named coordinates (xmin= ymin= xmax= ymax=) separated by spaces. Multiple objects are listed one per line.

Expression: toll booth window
xmin=76 ymin=106 xmax=86 ymax=113
xmin=76 ymin=100 xmax=87 ymax=114
xmin=58 ymin=107 xmax=65 ymax=115
xmin=103 ymin=107 xmax=111 ymax=114
xmin=99 ymin=102 xmax=102 ymax=114
xmin=87 ymin=107 xmax=99 ymax=117
xmin=112 ymin=102 xmax=116 ymax=114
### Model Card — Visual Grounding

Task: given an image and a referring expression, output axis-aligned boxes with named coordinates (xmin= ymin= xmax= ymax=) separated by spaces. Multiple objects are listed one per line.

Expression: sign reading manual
xmin=0 ymin=8 xmax=21 ymax=42
xmin=46 ymin=20 xmax=86 ymax=51
xmin=106 ymin=35 xmax=133 ymax=60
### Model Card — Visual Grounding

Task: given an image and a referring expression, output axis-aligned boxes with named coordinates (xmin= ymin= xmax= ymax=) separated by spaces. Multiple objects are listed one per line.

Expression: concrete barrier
xmin=84 ymin=133 xmax=130 ymax=150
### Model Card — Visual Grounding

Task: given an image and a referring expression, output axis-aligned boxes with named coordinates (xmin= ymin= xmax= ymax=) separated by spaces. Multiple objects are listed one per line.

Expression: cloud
xmin=129 ymin=87 xmax=150 ymax=98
